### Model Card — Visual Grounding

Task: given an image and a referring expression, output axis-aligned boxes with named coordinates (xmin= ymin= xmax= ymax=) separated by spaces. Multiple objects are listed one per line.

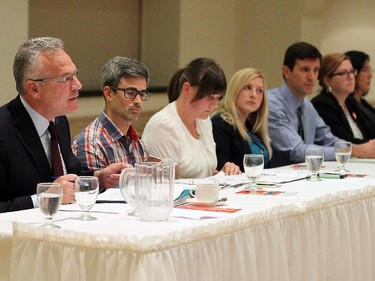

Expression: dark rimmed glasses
xmin=331 ymin=69 xmax=357 ymax=78
xmin=112 ymin=87 xmax=151 ymax=101
xmin=28 ymin=70 xmax=79 ymax=83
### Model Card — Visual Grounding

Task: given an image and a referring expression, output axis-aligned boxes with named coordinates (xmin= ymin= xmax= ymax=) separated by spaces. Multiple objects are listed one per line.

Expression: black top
xmin=211 ymin=113 xmax=269 ymax=171
xmin=311 ymin=91 xmax=368 ymax=144
xmin=346 ymin=94 xmax=375 ymax=139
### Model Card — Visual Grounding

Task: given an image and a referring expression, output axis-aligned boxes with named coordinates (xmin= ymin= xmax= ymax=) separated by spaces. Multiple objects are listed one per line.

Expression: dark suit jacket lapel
xmin=10 ymin=96 xmax=52 ymax=180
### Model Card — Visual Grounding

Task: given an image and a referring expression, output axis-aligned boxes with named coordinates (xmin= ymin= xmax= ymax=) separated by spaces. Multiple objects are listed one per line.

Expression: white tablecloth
xmin=1 ymin=161 xmax=375 ymax=281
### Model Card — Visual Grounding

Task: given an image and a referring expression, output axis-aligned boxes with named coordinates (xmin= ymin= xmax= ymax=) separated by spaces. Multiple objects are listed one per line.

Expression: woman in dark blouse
xmin=312 ymin=53 xmax=368 ymax=144
xmin=345 ymin=50 xmax=375 ymax=139
xmin=211 ymin=68 xmax=272 ymax=171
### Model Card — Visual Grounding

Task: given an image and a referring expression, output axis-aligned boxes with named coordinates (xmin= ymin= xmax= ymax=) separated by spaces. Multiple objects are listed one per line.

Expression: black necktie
xmin=297 ymin=106 xmax=305 ymax=141
xmin=48 ymin=121 xmax=64 ymax=177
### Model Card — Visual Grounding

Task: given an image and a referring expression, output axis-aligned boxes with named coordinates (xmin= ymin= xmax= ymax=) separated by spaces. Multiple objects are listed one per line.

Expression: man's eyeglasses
xmin=28 ymin=70 xmax=79 ymax=83
xmin=331 ymin=69 xmax=357 ymax=78
xmin=112 ymin=87 xmax=151 ymax=101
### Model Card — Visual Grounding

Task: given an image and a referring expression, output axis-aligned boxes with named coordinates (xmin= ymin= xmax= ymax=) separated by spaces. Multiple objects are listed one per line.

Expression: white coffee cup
xmin=190 ymin=182 xmax=220 ymax=203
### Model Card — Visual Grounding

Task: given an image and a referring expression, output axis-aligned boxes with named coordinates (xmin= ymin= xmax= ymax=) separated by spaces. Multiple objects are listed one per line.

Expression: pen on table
xmin=278 ymin=175 xmax=311 ymax=184
xmin=220 ymin=182 xmax=245 ymax=189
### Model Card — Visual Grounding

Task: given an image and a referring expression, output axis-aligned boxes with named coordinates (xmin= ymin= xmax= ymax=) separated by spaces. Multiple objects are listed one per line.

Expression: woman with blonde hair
xmin=211 ymin=68 xmax=272 ymax=171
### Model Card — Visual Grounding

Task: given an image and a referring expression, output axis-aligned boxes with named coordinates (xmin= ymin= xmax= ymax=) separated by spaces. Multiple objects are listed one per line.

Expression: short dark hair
xmin=101 ymin=56 xmax=149 ymax=90
xmin=345 ymin=50 xmax=370 ymax=72
xmin=283 ymin=42 xmax=322 ymax=71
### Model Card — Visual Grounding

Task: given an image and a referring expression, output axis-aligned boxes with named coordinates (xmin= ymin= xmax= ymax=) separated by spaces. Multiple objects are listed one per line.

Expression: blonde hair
xmin=213 ymin=68 xmax=272 ymax=157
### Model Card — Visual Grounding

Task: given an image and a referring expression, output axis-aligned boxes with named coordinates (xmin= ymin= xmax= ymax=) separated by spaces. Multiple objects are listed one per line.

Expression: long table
xmin=1 ymin=161 xmax=375 ymax=281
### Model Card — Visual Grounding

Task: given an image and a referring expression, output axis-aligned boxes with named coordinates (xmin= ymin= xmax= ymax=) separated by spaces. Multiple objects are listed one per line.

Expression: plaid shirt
xmin=72 ymin=112 xmax=147 ymax=170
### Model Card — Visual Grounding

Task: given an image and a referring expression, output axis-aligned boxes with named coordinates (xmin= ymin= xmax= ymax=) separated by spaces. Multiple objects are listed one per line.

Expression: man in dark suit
xmin=0 ymin=37 xmax=128 ymax=212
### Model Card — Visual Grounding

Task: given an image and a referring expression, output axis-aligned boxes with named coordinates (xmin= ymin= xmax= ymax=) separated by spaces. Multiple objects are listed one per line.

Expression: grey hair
xmin=13 ymin=37 xmax=64 ymax=94
xmin=101 ymin=56 xmax=150 ymax=89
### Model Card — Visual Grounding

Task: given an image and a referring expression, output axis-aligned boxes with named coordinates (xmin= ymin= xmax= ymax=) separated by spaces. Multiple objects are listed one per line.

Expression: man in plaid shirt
xmin=72 ymin=57 xmax=150 ymax=170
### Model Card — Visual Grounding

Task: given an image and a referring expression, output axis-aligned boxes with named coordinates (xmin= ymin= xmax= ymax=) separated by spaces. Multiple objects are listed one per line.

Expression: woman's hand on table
xmin=220 ymin=162 xmax=241 ymax=175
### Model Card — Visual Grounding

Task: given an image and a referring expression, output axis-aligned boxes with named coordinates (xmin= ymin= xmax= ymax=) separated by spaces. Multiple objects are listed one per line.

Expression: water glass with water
xmin=305 ymin=146 xmax=324 ymax=181
xmin=243 ymin=154 xmax=264 ymax=191
xmin=334 ymin=141 xmax=352 ymax=173
xmin=37 ymin=182 xmax=63 ymax=228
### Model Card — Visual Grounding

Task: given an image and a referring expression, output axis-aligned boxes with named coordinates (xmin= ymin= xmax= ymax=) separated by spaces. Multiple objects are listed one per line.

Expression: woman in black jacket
xmin=211 ymin=68 xmax=271 ymax=171
xmin=312 ymin=53 xmax=368 ymax=144
xmin=345 ymin=50 xmax=375 ymax=139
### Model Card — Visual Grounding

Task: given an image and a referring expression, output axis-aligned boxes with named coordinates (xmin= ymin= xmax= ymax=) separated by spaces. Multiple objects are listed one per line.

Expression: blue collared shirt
xmin=267 ymin=83 xmax=340 ymax=167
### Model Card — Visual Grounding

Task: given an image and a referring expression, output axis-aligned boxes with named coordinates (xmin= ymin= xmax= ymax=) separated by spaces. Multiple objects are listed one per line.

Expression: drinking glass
xmin=37 ymin=182 xmax=63 ymax=228
xmin=243 ymin=154 xmax=264 ymax=192
xmin=334 ymin=141 xmax=352 ymax=173
xmin=74 ymin=176 xmax=99 ymax=221
xmin=305 ymin=147 xmax=324 ymax=181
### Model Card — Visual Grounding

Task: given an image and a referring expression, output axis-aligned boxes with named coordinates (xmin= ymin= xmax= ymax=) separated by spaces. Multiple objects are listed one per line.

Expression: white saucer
xmin=186 ymin=198 xmax=226 ymax=207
